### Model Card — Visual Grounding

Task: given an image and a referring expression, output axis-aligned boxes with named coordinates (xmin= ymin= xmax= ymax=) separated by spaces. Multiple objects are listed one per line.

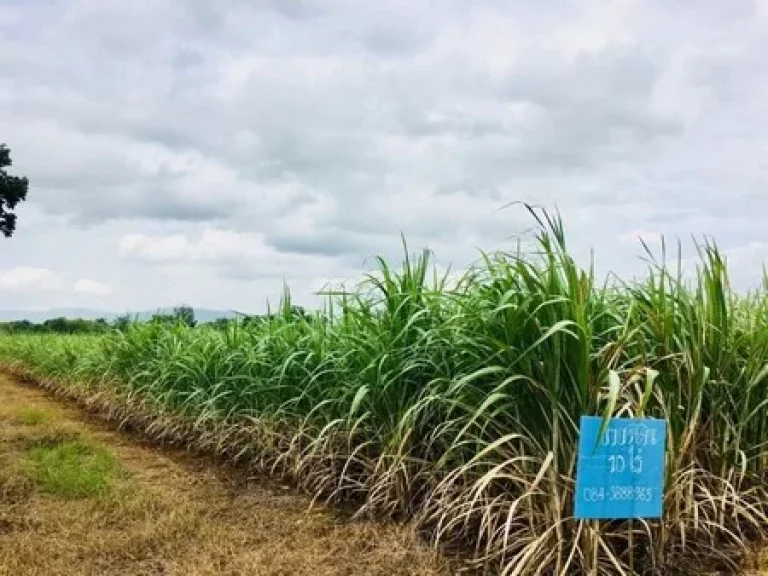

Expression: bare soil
xmin=0 ymin=373 xmax=450 ymax=576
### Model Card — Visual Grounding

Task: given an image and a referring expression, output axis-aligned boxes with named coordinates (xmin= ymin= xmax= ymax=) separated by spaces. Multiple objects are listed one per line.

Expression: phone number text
xmin=582 ymin=486 xmax=653 ymax=502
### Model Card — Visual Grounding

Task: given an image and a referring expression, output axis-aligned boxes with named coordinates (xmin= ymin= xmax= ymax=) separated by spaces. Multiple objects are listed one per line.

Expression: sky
xmin=2 ymin=0 xmax=768 ymax=314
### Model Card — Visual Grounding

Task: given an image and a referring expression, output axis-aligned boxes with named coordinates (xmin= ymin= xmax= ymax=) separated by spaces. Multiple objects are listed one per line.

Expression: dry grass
xmin=0 ymin=374 xmax=450 ymax=576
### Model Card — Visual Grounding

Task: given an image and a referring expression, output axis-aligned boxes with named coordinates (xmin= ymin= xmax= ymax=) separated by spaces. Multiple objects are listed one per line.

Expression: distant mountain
xmin=0 ymin=307 xmax=242 ymax=323
xmin=0 ymin=308 xmax=115 ymax=323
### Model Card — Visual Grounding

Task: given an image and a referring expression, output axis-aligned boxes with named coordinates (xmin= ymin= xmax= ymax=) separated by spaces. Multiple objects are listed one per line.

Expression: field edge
xmin=0 ymin=362 xmax=467 ymax=573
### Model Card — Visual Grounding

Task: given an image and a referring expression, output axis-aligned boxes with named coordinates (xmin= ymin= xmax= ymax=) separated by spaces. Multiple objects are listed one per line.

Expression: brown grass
xmin=0 ymin=374 xmax=451 ymax=576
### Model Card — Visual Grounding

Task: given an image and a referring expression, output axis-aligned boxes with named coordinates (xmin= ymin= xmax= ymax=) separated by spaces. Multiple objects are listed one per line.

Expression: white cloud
xmin=119 ymin=229 xmax=269 ymax=263
xmin=73 ymin=279 xmax=112 ymax=297
xmin=3 ymin=0 xmax=768 ymax=311
xmin=0 ymin=268 xmax=64 ymax=292
xmin=721 ymin=241 xmax=768 ymax=290
xmin=117 ymin=227 xmax=345 ymax=286
xmin=119 ymin=233 xmax=188 ymax=262
xmin=189 ymin=229 xmax=271 ymax=262
xmin=618 ymin=229 xmax=664 ymax=248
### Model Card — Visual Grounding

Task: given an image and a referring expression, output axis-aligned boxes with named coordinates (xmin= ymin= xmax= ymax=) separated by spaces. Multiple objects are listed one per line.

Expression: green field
xmin=2 ymin=208 xmax=768 ymax=574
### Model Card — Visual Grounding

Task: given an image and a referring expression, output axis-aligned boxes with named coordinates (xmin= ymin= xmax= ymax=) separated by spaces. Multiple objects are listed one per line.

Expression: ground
xmin=0 ymin=374 xmax=449 ymax=576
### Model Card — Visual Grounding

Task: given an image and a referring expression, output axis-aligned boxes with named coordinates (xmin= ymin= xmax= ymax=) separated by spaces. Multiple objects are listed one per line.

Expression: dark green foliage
xmin=0 ymin=317 xmax=113 ymax=335
xmin=150 ymin=305 xmax=196 ymax=327
xmin=0 ymin=143 xmax=29 ymax=238
xmin=208 ymin=317 xmax=231 ymax=330
xmin=112 ymin=315 xmax=133 ymax=332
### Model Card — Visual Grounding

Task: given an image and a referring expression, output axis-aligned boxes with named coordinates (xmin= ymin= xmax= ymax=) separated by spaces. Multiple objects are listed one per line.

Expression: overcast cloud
xmin=2 ymin=0 xmax=768 ymax=313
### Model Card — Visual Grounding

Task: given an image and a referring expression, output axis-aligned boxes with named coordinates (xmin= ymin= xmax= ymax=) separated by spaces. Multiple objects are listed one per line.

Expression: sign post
xmin=574 ymin=415 xmax=667 ymax=572
xmin=574 ymin=415 xmax=666 ymax=519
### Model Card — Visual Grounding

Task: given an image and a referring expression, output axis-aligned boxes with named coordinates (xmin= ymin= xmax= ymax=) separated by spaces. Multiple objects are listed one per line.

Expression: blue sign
xmin=574 ymin=416 xmax=667 ymax=519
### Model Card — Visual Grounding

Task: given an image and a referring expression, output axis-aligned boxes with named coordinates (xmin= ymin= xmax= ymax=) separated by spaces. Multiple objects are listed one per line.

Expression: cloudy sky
xmin=2 ymin=0 xmax=768 ymax=314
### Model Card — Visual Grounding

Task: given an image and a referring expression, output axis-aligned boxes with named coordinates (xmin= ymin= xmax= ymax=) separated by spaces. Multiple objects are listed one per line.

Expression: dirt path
xmin=0 ymin=374 xmax=450 ymax=576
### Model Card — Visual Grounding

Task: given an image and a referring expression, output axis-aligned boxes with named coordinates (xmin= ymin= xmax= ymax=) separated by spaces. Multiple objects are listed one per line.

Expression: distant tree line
xmin=0 ymin=317 xmax=112 ymax=334
xmin=0 ymin=305 xmax=317 ymax=335
xmin=143 ymin=304 xmax=197 ymax=328
xmin=0 ymin=305 xmax=199 ymax=334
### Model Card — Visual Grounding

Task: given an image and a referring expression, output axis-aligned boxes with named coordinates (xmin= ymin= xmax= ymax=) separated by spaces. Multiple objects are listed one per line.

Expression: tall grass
xmin=2 ymin=206 xmax=768 ymax=574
